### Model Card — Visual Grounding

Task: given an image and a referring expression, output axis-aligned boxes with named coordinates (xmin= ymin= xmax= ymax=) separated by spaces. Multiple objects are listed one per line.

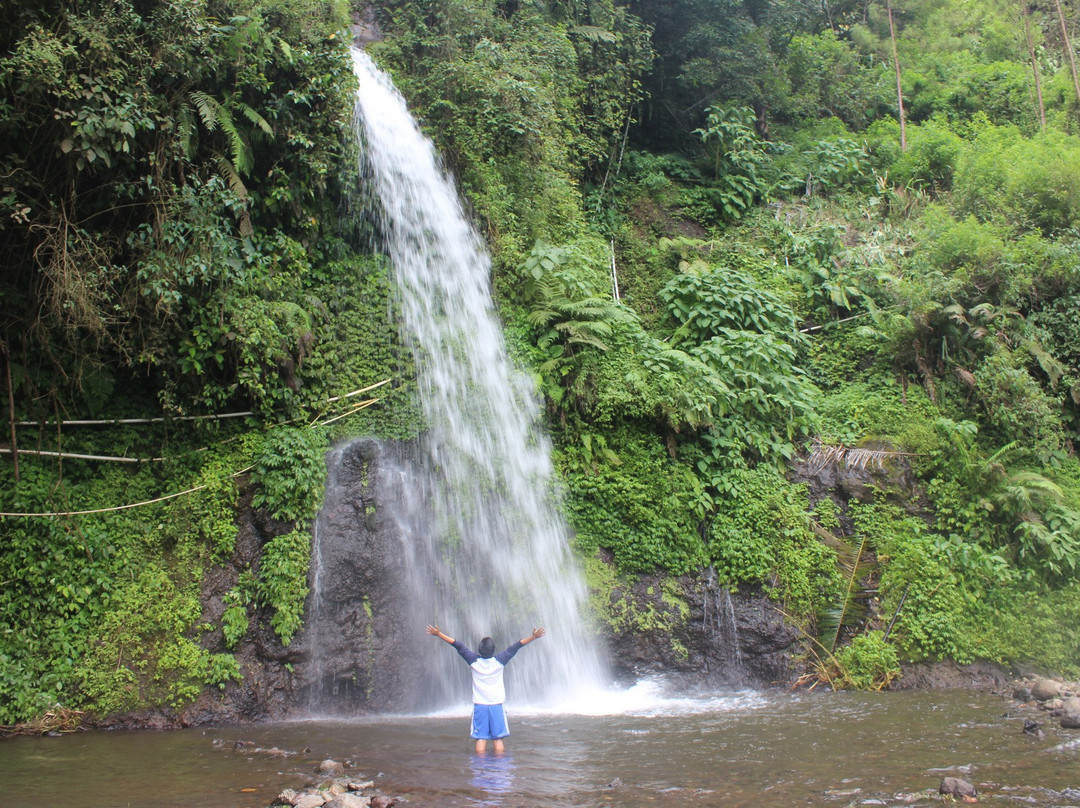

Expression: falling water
xmin=348 ymin=48 xmax=606 ymax=709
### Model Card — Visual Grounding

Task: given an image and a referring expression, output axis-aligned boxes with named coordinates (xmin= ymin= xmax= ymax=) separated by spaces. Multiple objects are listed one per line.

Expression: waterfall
xmin=345 ymin=47 xmax=606 ymax=709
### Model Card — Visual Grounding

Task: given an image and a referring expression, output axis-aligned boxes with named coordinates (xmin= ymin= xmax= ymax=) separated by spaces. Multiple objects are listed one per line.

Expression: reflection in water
xmin=469 ymin=753 xmax=516 ymax=805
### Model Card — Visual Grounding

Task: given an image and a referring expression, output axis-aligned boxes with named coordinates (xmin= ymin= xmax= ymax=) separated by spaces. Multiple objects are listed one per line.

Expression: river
xmin=2 ymin=687 xmax=1077 ymax=807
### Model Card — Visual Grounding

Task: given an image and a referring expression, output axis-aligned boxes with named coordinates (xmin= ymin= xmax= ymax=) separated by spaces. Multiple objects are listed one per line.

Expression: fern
xmin=814 ymin=524 xmax=877 ymax=653
xmin=572 ymin=25 xmax=617 ymax=43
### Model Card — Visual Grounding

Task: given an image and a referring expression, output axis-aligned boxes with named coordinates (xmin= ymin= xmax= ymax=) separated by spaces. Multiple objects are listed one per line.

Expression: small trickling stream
xmin=2 ymin=690 xmax=1078 ymax=807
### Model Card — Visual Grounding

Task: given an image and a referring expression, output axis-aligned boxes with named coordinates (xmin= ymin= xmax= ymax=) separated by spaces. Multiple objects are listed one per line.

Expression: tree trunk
xmin=886 ymin=0 xmax=907 ymax=151
xmin=2 ymin=344 xmax=17 ymax=482
xmin=1022 ymin=0 xmax=1047 ymax=129
xmin=1056 ymin=0 xmax=1080 ymax=118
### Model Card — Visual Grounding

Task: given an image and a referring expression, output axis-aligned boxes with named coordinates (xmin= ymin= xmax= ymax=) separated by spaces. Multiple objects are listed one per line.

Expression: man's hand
xmin=426 ymin=624 xmax=454 ymax=643
xmin=522 ymin=626 xmax=546 ymax=644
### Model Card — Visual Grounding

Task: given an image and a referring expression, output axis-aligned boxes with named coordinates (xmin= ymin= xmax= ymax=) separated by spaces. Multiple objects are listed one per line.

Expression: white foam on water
xmin=416 ymin=678 xmax=766 ymax=720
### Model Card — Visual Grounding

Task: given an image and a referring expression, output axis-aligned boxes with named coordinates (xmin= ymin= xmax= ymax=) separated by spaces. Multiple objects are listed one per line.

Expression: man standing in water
xmin=426 ymin=624 xmax=546 ymax=754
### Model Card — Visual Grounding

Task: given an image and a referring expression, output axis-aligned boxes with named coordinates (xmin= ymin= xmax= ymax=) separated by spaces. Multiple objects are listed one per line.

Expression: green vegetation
xmin=0 ymin=0 xmax=412 ymax=723
xmin=368 ymin=0 xmax=1080 ymax=686
xmin=3 ymin=0 xmax=1080 ymax=725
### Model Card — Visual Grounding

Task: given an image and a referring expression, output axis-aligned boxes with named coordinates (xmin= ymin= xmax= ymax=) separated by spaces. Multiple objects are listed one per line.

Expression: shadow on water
xmin=2 ymin=689 xmax=1079 ymax=807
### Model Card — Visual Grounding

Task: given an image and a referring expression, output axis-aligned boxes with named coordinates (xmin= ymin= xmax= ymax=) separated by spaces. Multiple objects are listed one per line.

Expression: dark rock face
xmin=290 ymin=439 xmax=416 ymax=715
xmin=790 ymin=441 xmax=926 ymax=536
xmin=890 ymin=660 xmax=1009 ymax=690
xmin=351 ymin=3 xmax=381 ymax=44
xmin=602 ymin=565 xmax=798 ymax=689
xmin=143 ymin=439 xmax=417 ymax=726
xmin=157 ymin=491 xmax=304 ymax=727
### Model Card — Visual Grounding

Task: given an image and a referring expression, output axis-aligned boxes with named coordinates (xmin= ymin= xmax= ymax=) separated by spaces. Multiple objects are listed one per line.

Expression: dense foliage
xmin=3 ymin=0 xmax=1080 ymax=722
xmin=370 ymin=0 xmax=1080 ymax=683
xmin=0 ymin=0 xmax=414 ymax=723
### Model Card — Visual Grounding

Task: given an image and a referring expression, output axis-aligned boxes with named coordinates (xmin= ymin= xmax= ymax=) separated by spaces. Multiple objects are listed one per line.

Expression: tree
xmin=886 ymin=0 xmax=908 ymax=151
xmin=1054 ymin=0 xmax=1080 ymax=118
xmin=1020 ymin=0 xmax=1047 ymax=129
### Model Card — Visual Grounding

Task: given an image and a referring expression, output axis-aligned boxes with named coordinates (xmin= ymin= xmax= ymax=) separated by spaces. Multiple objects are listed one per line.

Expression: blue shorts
xmin=471 ymin=703 xmax=509 ymax=740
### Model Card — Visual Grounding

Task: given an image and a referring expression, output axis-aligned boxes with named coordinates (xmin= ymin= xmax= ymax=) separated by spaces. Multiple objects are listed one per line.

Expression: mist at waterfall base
xmin=304 ymin=47 xmax=611 ymax=715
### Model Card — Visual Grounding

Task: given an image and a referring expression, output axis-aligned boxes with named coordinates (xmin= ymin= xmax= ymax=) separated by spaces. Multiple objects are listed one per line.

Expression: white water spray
xmin=349 ymin=48 xmax=606 ymax=709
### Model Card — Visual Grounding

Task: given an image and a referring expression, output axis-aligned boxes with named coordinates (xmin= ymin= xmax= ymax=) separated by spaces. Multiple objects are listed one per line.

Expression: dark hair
xmin=478 ymin=637 xmax=495 ymax=658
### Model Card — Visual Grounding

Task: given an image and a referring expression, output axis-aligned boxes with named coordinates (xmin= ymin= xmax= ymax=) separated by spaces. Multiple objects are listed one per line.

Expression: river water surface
xmin=2 ymin=687 xmax=1078 ymax=807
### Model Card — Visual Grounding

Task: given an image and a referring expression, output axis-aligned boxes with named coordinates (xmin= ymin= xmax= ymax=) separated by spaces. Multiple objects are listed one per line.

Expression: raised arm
xmin=428 ymin=624 xmax=478 ymax=663
xmin=426 ymin=624 xmax=455 ymax=644
xmin=520 ymin=626 xmax=546 ymax=645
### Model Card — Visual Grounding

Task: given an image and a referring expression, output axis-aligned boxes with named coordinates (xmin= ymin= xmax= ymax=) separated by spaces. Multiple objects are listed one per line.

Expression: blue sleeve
xmin=451 ymin=639 xmax=479 ymax=665
xmin=495 ymin=640 xmax=525 ymax=666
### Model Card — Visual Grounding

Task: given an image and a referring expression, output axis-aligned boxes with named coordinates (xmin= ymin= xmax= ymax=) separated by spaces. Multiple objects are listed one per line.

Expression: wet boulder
xmin=1031 ymin=678 xmax=1061 ymax=701
xmin=1060 ymin=696 xmax=1080 ymax=729
xmin=318 ymin=759 xmax=346 ymax=776
xmin=939 ymin=777 xmax=977 ymax=802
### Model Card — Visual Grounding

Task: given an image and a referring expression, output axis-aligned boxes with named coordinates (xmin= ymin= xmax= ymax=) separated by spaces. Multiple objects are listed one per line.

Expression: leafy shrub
xmin=709 ymin=467 xmax=839 ymax=617
xmin=801 ymin=137 xmax=872 ymax=196
xmin=222 ymin=605 xmax=249 ymax=650
xmin=660 ymin=266 xmax=799 ymax=342
xmin=917 ymin=204 xmax=1006 ymax=275
xmin=659 ymin=264 xmax=819 ymax=467
xmin=560 ymin=428 xmax=707 ymax=573
xmin=686 ymin=105 xmax=772 ymax=222
xmin=870 ymin=120 xmax=965 ymax=194
xmin=851 ymin=502 xmax=977 ymax=663
xmin=829 ymin=631 xmax=900 ymax=690
xmin=251 ymin=426 xmax=329 ymax=523
xmin=953 ymin=125 xmax=1080 ymax=234
xmin=257 ymin=529 xmax=312 ymax=645
xmin=974 ymin=353 xmax=1064 ymax=462
xmin=815 ymin=381 xmax=939 ymax=454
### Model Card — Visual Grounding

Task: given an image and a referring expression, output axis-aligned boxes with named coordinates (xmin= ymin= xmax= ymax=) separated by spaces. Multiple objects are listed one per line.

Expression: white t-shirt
xmin=452 ymin=639 xmax=524 ymax=705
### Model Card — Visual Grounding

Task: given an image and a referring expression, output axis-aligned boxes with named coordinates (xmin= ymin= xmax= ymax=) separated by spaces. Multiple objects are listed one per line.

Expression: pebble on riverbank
xmin=267 ymin=759 xmax=397 ymax=808
xmin=1010 ymin=676 xmax=1080 ymax=729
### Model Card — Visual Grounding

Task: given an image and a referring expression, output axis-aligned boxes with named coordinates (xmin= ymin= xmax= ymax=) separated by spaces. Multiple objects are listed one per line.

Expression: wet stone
xmin=317 ymin=759 xmax=345 ymax=776
xmin=1032 ymin=678 xmax=1061 ymax=701
xmin=939 ymin=777 xmax=977 ymax=802
xmin=274 ymin=789 xmax=298 ymax=806
xmin=324 ymin=795 xmax=370 ymax=808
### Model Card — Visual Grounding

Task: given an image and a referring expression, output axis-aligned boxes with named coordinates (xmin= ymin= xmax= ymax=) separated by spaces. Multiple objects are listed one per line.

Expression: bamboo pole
xmin=0 ymin=448 xmax=164 ymax=463
xmin=12 ymin=379 xmax=393 ymax=428
xmin=0 ymin=466 xmax=254 ymax=518
xmin=14 ymin=411 xmax=255 ymax=428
